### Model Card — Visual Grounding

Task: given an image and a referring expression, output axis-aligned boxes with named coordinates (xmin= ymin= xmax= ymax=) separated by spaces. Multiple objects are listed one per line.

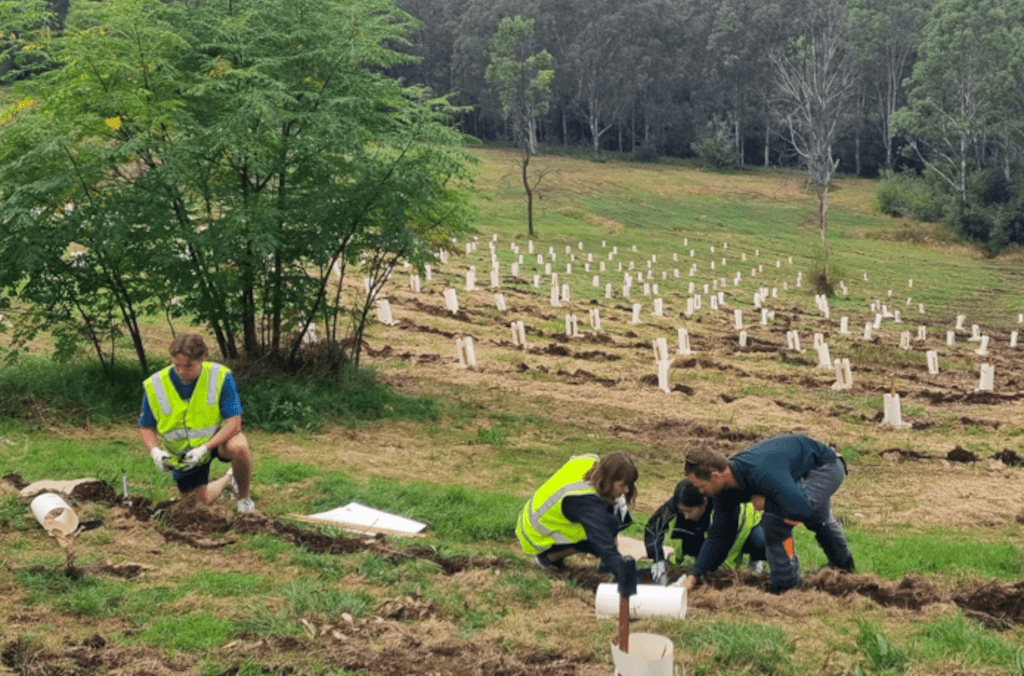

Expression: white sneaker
xmin=225 ymin=468 xmax=239 ymax=499
xmin=236 ymin=497 xmax=255 ymax=514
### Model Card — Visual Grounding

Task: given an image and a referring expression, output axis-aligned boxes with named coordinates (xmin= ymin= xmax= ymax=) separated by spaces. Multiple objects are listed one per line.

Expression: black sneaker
xmin=533 ymin=554 xmax=565 ymax=570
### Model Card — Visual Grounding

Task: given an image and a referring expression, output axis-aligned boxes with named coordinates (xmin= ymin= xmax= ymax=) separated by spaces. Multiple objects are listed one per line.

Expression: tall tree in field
xmin=770 ymin=0 xmax=857 ymax=288
xmin=485 ymin=15 xmax=554 ymax=236
xmin=892 ymin=0 xmax=1024 ymax=206
xmin=846 ymin=0 xmax=928 ymax=171
xmin=0 ymin=0 xmax=476 ymax=375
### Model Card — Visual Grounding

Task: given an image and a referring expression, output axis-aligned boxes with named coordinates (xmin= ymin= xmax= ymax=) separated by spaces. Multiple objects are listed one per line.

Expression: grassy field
xmin=2 ymin=148 xmax=1024 ymax=676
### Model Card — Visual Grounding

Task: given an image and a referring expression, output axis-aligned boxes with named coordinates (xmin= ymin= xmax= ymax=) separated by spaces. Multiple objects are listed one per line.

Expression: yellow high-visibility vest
xmin=671 ymin=502 xmax=761 ymax=567
xmin=516 ymin=455 xmax=599 ymax=555
xmin=143 ymin=362 xmax=228 ymax=457
xmin=720 ymin=502 xmax=761 ymax=569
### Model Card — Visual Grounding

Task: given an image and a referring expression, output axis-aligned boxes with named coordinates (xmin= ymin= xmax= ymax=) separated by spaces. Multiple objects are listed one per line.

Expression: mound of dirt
xmin=947 ymin=446 xmax=979 ymax=463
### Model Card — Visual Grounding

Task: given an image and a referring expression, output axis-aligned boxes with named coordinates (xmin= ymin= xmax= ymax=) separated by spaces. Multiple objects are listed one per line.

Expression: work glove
xmin=651 ymin=560 xmax=668 ymax=586
xmin=150 ymin=447 xmax=173 ymax=471
xmin=669 ymin=574 xmax=689 ymax=589
xmin=182 ymin=444 xmax=210 ymax=469
xmin=613 ymin=495 xmax=629 ymax=523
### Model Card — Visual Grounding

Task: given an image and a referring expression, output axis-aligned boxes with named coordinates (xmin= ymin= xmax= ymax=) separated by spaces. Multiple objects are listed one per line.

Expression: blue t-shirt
xmin=139 ymin=365 xmax=243 ymax=427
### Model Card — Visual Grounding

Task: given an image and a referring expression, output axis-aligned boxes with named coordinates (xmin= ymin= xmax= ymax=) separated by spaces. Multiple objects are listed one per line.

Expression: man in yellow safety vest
xmin=140 ymin=333 xmax=255 ymax=513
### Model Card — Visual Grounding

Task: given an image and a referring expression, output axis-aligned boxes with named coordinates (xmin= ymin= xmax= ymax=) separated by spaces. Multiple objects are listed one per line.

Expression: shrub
xmin=875 ymin=169 xmax=949 ymax=222
xmin=690 ymin=135 xmax=738 ymax=170
xmin=240 ymin=366 xmax=440 ymax=432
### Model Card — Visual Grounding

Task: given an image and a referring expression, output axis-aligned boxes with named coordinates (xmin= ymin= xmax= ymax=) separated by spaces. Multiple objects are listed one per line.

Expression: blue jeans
xmin=761 ymin=459 xmax=851 ymax=589
xmin=742 ymin=523 xmax=766 ymax=562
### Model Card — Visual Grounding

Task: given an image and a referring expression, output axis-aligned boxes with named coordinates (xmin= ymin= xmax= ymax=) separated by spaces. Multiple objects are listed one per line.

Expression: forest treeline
xmin=387 ymin=0 xmax=1024 ymax=252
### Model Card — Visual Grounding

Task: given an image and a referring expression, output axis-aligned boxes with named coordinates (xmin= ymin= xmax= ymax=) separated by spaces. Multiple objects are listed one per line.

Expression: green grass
xmin=0 ymin=354 xmax=441 ymax=431
xmin=304 ymin=474 xmax=522 ymax=543
xmin=915 ymin=614 xmax=1024 ymax=674
xmin=0 ymin=355 xmax=141 ymax=425
xmin=127 ymin=611 xmax=238 ymax=653
xmin=671 ymin=619 xmax=796 ymax=676
xmin=791 ymin=527 xmax=1024 ymax=581
xmin=854 ymin=619 xmax=909 ymax=674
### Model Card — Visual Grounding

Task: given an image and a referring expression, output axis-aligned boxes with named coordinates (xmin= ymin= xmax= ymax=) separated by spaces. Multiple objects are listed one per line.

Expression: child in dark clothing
xmin=644 ymin=480 xmax=765 ymax=585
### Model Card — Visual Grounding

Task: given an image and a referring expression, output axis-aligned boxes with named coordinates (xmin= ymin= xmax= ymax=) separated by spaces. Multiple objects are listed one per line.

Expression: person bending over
xmin=516 ymin=452 xmax=638 ymax=579
xmin=644 ymin=479 xmax=765 ymax=585
xmin=682 ymin=434 xmax=853 ymax=593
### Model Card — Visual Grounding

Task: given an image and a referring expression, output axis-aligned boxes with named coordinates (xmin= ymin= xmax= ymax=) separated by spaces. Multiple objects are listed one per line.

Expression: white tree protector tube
xmin=595 ymin=584 xmax=687 ymax=619
xmin=30 ymin=492 xmax=79 ymax=536
xmin=610 ymin=633 xmax=674 ymax=676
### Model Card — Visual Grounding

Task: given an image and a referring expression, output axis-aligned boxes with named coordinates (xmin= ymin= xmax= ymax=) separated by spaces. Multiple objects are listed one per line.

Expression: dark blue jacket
xmin=690 ymin=434 xmax=836 ymax=578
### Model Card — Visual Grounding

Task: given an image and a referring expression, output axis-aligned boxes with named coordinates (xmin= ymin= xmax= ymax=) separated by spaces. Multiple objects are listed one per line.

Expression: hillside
xmin=2 ymin=148 xmax=1024 ymax=676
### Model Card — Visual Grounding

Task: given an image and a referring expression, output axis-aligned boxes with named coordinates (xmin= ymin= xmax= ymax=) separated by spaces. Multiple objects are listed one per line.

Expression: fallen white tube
xmin=595 ymin=583 xmax=687 ymax=620
xmin=29 ymin=492 xmax=79 ymax=537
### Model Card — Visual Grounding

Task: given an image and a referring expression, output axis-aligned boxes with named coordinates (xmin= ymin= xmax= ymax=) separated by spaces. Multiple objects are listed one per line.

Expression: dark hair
xmin=169 ymin=333 xmax=208 ymax=361
xmin=683 ymin=446 xmax=729 ymax=481
xmin=585 ymin=451 xmax=639 ymax=506
xmin=673 ymin=480 xmax=705 ymax=507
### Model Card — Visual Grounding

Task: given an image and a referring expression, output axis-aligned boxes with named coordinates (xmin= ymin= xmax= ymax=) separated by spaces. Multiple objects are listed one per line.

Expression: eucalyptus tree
xmin=846 ymin=0 xmax=928 ymax=171
xmin=702 ymin=0 xmax=792 ymax=166
xmin=770 ymin=0 xmax=858 ymax=286
xmin=616 ymin=0 xmax=691 ymax=157
xmin=485 ymin=15 xmax=554 ymax=236
xmin=559 ymin=0 xmax=633 ymax=158
xmin=893 ymin=0 xmax=1024 ymax=206
xmin=0 ymin=0 xmax=476 ymax=374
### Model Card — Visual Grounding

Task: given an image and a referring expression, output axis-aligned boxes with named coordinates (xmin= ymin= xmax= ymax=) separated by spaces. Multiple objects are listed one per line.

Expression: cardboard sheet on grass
xmin=288 ymin=502 xmax=427 ymax=537
xmin=618 ymin=535 xmax=673 ymax=562
xmin=19 ymin=478 xmax=100 ymax=500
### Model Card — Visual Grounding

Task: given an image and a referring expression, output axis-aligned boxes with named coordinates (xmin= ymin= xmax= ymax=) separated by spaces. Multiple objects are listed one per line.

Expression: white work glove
xmin=613 ymin=495 xmax=629 ymax=523
xmin=669 ymin=574 xmax=689 ymax=589
xmin=182 ymin=444 xmax=210 ymax=469
xmin=150 ymin=447 xmax=172 ymax=471
xmin=651 ymin=560 xmax=667 ymax=586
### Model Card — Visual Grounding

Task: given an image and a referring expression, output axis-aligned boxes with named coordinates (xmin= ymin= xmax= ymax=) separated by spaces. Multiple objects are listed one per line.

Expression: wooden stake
xmin=619 ymin=594 xmax=629 ymax=654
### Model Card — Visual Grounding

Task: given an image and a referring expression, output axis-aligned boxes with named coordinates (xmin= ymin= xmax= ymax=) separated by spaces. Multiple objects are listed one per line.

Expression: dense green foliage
xmin=875 ymin=170 xmax=951 ymax=223
xmin=0 ymin=0 xmax=477 ymax=377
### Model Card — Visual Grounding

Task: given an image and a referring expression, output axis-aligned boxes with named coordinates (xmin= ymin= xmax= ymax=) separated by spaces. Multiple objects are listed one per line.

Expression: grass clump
xmin=854 ymin=619 xmax=908 ymax=675
xmin=0 ymin=355 xmax=439 ymax=432
xmin=673 ymin=619 xmax=796 ymax=675
xmin=237 ymin=366 xmax=440 ymax=432
xmin=0 ymin=356 xmax=141 ymax=426
xmin=915 ymin=614 xmax=1024 ymax=672
xmin=126 ymin=611 xmax=237 ymax=652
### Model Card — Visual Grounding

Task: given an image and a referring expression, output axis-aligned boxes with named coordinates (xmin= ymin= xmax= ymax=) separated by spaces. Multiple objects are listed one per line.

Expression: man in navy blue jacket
xmin=681 ymin=434 xmax=854 ymax=593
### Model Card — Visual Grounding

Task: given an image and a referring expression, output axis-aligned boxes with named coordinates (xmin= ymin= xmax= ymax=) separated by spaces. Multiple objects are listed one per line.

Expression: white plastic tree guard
xmin=882 ymin=392 xmax=904 ymax=429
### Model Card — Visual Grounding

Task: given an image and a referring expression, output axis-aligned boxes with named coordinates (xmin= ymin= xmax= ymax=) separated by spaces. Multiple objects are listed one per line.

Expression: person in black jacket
xmin=644 ymin=480 xmax=765 ymax=585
